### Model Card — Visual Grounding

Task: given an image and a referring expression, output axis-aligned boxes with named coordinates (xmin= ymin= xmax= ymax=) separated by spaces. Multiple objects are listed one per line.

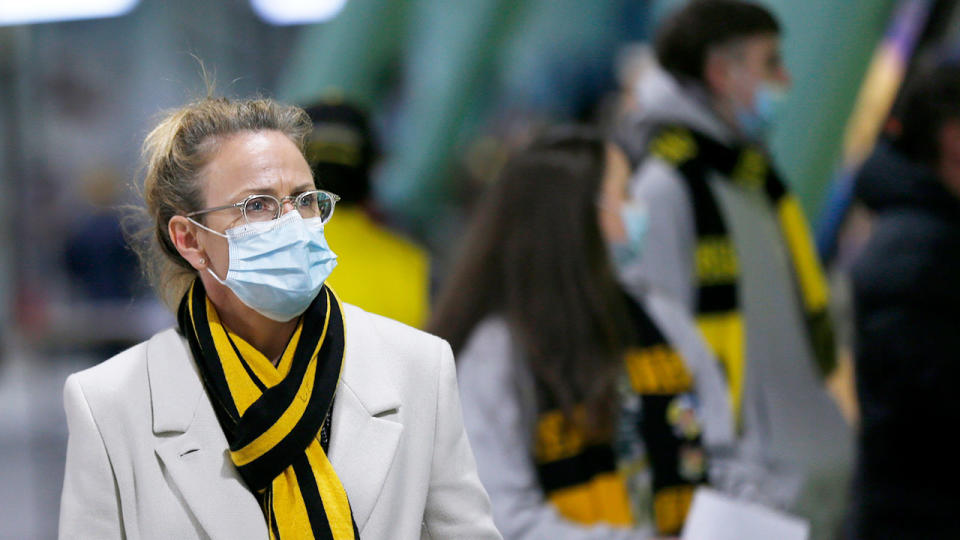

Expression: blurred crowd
xmin=4 ymin=0 xmax=960 ymax=538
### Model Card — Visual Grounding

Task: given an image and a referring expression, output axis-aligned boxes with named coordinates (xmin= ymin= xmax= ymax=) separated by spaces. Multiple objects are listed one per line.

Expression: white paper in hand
xmin=681 ymin=487 xmax=809 ymax=540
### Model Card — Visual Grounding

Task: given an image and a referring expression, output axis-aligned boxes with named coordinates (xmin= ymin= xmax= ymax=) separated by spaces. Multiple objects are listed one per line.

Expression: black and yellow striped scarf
xmin=177 ymin=279 xmax=358 ymax=540
xmin=647 ymin=126 xmax=834 ymax=420
xmin=534 ymin=297 xmax=708 ymax=536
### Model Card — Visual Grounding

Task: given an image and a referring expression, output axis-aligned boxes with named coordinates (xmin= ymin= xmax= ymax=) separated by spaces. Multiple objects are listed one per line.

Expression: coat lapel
xmin=328 ymin=306 xmax=404 ymax=533
xmin=145 ymin=304 xmax=405 ymax=538
xmin=147 ymin=329 xmax=267 ymax=540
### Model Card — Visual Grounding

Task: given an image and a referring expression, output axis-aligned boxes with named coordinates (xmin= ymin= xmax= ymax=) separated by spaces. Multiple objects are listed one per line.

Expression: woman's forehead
xmin=202 ymin=130 xmax=312 ymax=204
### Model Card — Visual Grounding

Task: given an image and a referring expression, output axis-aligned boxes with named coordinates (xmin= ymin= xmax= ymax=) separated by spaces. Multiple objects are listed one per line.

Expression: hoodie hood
xmin=616 ymin=68 xmax=739 ymax=165
xmin=855 ymin=141 xmax=960 ymax=219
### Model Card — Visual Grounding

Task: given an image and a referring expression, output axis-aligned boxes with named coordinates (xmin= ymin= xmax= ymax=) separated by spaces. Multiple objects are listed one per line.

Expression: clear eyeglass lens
xmin=296 ymin=191 xmax=322 ymax=219
xmin=299 ymin=191 xmax=334 ymax=223
xmin=244 ymin=195 xmax=280 ymax=223
xmin=318 ymin=193 xmax=334 ymax=222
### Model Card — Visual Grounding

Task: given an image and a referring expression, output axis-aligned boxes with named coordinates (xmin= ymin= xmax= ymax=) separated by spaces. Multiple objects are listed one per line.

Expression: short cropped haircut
xmin=655 ymin=0 xmax=780 ymax=84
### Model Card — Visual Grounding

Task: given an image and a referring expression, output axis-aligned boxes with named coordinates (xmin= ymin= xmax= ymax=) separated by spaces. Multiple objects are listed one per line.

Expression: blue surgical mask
xmin=735 ymin=82 xmax=788 ymax=141
xmin=609 ymin=202 xmax=649 ymax=270
xmin=190 ymin=211 xmax=338 ymax=322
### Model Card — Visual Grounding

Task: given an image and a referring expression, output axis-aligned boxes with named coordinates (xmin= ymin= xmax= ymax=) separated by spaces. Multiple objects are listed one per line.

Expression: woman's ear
xmin=168 ymin=215 xmax=207 ymax=271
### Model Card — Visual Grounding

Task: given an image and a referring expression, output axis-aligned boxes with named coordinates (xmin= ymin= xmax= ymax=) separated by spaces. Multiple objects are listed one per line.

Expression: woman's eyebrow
xmin=227 ymin=187 xmax=276 ymax=200
xmin=227 ymin=182 xmax=315 ymax=201
xmin=289 ymin=183 xmax=315 ymax=194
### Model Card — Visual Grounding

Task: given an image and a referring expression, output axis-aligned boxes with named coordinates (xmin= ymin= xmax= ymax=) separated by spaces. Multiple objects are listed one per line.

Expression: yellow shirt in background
xmin=324 ymin=206 xmax=430 ymax=329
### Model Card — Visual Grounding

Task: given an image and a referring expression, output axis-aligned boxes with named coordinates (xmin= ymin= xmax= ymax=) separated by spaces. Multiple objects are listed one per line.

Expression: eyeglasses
xmin=186 ymin=189 xmax=340 ymax=225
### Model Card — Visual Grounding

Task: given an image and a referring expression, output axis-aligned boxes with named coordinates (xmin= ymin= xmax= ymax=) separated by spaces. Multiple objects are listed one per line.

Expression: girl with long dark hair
xmin=430 ymin=129 xmax=734 ymax=539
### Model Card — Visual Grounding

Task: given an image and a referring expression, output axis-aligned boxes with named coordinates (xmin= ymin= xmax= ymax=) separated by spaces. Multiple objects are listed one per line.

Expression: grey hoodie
xmin=617 ymin=68 xmax=853 ymax=540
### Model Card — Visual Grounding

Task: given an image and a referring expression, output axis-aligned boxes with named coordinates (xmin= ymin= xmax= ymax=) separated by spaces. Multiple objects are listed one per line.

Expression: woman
xmin=58 ymin=96 xmax=501 ymax=539
xmin=429 ymin=129 xmax=734 ymax=539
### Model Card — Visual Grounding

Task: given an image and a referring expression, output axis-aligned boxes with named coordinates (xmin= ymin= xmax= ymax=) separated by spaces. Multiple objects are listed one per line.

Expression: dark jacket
xmin=850 ymin=142 xmax=960 ymax=538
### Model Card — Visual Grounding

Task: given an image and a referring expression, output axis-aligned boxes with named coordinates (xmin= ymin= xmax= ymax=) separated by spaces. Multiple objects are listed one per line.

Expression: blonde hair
xmin=132 ymin=96 xmax=312 ymax=309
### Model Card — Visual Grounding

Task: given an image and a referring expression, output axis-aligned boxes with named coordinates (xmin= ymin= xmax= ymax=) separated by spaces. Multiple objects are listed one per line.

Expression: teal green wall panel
xmin=765 ymin=0 xmax=896 ymax=219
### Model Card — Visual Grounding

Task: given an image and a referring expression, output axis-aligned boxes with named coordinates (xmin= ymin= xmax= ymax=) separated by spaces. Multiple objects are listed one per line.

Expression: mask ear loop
xmin=187 ymin=217 xmax=229 ymax=284
xmin=205 ymin=266 xmax=229 ymax=285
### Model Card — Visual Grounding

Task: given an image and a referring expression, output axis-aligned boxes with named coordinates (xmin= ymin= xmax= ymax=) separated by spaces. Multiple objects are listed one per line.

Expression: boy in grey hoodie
xmin=616 ymin=2 xmax=852 ymax=538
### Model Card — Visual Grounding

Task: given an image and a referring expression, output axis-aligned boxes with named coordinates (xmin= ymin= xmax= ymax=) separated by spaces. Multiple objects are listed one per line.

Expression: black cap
xmin=304 ymin=98 xmax=376 ymax=205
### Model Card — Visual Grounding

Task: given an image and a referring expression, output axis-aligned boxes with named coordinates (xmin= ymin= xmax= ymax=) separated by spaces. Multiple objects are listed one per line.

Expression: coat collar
xmin=147 ymin=328 xmax=203 ymax=434
xmin=147 ymin=328 xmax=267 ymax=539
xmin=146 ymin=304 xmax=403 ymax=537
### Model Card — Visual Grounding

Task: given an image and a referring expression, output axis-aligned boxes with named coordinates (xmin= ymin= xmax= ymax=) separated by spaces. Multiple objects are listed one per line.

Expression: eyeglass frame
xmin=184 ymin=189 xmax=341 ymax=225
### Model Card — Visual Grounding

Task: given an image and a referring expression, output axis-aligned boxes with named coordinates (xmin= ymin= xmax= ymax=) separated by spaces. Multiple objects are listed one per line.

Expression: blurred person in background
xmin=304 ymin=98 xmax=430 ymax=329
xmin=431 ymin=128 xmax=736 ymax=538
xmin=59 ymin=95 xmax=500 ymax=539
xmin=62 ymin=167 xmax=148 ymax=357
xmin=615 ymin=1 xmax=852 ymax=537
xmin=848 ymin=60 xmax=960 ymax=539
xmin=64 ymin=167 xmax=140 ymax=302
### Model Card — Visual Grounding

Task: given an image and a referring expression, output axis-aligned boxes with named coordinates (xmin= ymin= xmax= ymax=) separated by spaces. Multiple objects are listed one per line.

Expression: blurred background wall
xmin=1 ymin=0 xmax=958 ymax=537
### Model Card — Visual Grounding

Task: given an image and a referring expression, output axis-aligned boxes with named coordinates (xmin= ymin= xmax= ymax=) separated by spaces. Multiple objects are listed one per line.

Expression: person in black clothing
xmin=849 ymin=61 xmax=960 ymax=539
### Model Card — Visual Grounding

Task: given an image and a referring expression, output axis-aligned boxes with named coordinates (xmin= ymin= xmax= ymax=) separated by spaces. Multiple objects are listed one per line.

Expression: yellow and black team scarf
xmin=177 ymin=279 xmax=358 ymax=540
xmin=534 ymin=296 xmax=708 ymax=536
xmin=647 ymin=126 xmax=835 ymax=420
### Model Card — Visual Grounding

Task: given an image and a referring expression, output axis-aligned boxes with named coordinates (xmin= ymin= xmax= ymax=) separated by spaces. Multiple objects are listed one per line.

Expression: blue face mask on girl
xmin=190 ymin=210 xmax=338 ymax=322
xmin=609 ymin=201 xmax=649 ymax=270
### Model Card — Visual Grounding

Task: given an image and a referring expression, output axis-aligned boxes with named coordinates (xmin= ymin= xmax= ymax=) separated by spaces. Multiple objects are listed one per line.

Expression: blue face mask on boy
xmin=190 ymin=210 xmax=338 ymax=322
xmin=735 ymin=82 xmax=788 ymax=141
